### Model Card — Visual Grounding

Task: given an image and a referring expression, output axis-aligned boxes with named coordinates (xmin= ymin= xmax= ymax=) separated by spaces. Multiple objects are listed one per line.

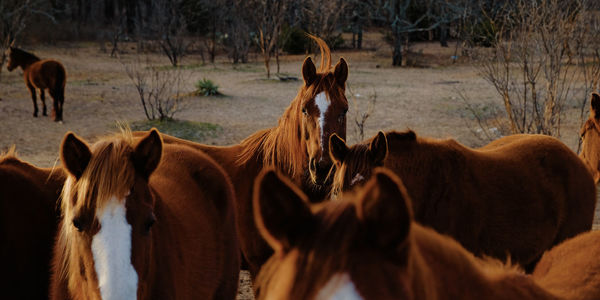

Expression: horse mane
xmin=385 ymin=130 xmax=417 ymax=142
xmin=0 ymin=145 xmax=18 ymax=162
xmin=237 ymin=36 xmax=337 ymax=179
xmin=10 ymin=47 xmax=40 ymax=62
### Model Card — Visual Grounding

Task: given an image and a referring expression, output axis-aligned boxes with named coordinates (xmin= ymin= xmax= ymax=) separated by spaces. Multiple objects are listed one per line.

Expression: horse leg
xmin=27 ymin=84 xmax=38 ymax=117
xmin=50 ymin=89 xmax=64 ymax=122
xmin=39 ymin=89 xmax=47 ymax=116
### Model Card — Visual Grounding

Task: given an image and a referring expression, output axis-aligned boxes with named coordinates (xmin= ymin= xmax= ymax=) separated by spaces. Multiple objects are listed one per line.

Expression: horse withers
xmin=6 ymin=47 xmax=66 ymax=122
xmin=50 ymin=129 xmax=240 ymax=300
xmin=253 ymin=168 xmax=600 ymax=300
xmin=329 ymin=130 xmax=596 ymax=271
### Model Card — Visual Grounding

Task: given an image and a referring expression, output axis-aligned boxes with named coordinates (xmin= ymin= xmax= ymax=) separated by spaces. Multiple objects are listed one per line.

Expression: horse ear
xmin=358 ymin=168 xmax=412 ymax=254
xmin=334 ymin=58 xmax=348 ymax=87
xmin=302 ymin=56 xmax=317 ymax=86
xmin=61 ymin=132 xmax=91 ymax=179
xmin=329 ymin=133 xmax=349 ymax=164
xmin=132 ymin=128 xmax=162 ymax=179
xmin=368 ymin=131 xmax=388 ymax=165
xmin=254 ymin=168 xmax=314 ymax=253
xmin=591 ymin=93 xmax=600 ymax=119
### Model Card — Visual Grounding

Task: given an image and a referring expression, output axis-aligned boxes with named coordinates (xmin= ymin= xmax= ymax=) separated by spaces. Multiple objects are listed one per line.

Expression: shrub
xmin=195 ymin=78 xmax=221 ymax=96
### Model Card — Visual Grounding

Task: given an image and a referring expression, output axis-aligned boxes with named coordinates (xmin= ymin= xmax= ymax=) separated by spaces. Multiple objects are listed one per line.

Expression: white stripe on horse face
xmin=92 ymin=195 xmax=138 ymax=300
xmin=315 ymin=92 xmax=330 ymax=158
xmin=316 ymin=273 xmax=364 ymax=300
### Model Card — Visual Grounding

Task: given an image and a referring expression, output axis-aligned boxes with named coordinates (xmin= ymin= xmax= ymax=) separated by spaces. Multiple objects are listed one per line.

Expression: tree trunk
xmin=264 ymin=54 xmax=271 ymax=78
xmin=440 ymin=24 xmax=448 ymax=47
xmin=275 ymin=45 xmax=280 ymax=74
xmin=393 ymin=36 xmax=403 ymax=66
xmin=357 ymin=23 xmax=363 ymax=49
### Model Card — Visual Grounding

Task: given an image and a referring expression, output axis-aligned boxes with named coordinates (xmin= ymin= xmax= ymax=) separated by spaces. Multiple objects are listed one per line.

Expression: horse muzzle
xmin=309 ymin=158 xmax=333 ymax=186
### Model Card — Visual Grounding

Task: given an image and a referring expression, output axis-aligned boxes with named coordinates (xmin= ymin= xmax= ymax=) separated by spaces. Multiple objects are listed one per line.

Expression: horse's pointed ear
xmin=133 ymin=128 xmax=162 ymax=179
xmin=368 ymin=131 xmax=388 ymax=165
xmin=334 ymin=58 xmax=348 ymax=87
xmin=591 ymin=93 xmax=600 ymax=119
xmin=61 ymin=132 xmax=91 ymax=179
xmin=254 ymin=168 xmax=314 ymax=253
xmin=329 ymin=133 xmax=349 ymax=164
xmin=302 ymin=56 xmax=317 ymax=86
xmin=358 ymin=168 xmax=412 ymax=254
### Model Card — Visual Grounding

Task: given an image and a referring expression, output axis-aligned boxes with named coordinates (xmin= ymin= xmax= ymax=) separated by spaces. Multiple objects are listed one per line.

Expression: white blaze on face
xmin=315 ymin=92 xmax=331 ymax=157
xmin=92 ymin=195 xmax=138 ymax=300
xmin=316 ymin=273 xmax=364 ymax=300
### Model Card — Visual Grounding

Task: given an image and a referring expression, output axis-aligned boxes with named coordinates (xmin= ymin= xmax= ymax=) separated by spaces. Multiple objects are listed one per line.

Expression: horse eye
xmin=144 ymin=214 xmax=156 ymax=233
xmin=72 ymin=217 xmax=84 ymax=232
xmin=302 ymin=107 xmax=307 ymax=115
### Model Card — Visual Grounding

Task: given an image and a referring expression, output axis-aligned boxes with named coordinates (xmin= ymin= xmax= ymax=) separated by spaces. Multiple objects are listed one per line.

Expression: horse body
xmin=579 ymin=93 xmax=600 ymax=182
xmin=254 ymin=168 xmax=600 ymax=300
xmin=0 ymin=151 xmax=65 ymax=299
xmin=50 ymin=130 xmax=239 ymax=300
xmin=6 ymin=47 xmax=66 ymax=121
xmin=330 ymin=131 xmax=596 ymax=269
xmin=132 ymin=36 xmax=349 ymax=278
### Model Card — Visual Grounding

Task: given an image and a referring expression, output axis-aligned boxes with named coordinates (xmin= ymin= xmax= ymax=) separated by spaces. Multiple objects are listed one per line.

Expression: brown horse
xmin=0 ymin=149 xmax=65 ymax=299
xmin=50 ymin=129 xmax=240 ymax=300
xmin=6 ymin=46 xmax=66 ymax=122
xmin=579 ymin=92 xmax=600 ymax=182
xmin=133 ymin=35 xmax=349 ymax=277
xmin=253 ymin=168 xmax=600 ymax=300
xmin=329 ymin=130 xmax=596 ymax=270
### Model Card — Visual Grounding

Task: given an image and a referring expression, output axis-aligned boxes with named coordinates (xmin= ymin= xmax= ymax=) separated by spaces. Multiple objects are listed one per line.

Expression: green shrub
xmin=195 ymin=78 xmax=221 ymax=96
xmin=281 ymin=25 xmax=309 ymax=54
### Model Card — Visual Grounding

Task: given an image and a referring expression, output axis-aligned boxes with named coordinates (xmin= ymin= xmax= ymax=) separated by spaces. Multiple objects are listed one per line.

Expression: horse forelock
xmin=307 ymin=34 xmax=332 ymax=73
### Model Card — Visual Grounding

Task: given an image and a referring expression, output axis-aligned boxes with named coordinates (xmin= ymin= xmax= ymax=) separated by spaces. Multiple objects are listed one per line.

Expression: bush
xmin=281 ymin=25 xmax=309 ymax=54
xmin=195 ymin=78 xmax=221 ymax=96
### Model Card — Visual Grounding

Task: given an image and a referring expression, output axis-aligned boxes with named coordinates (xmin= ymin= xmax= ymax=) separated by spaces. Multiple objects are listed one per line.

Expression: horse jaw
xmin=91 ymin=195 xmax=138 ymax=300
xmin=316 ymin=273 xmax=364 ymax=300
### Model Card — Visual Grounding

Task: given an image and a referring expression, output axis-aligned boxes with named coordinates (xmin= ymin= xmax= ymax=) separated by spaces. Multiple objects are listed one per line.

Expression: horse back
xmin=26 ymin=59 xmax=66 ymax=91
xmin=0 ymin=159 xmax=65 ymax=299
xmin=149 ymin=144 xmax=239 ymax=299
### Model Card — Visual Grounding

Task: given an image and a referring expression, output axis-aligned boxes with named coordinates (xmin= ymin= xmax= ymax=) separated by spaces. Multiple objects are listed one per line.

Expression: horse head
xmin=57 ymin=129 xmax=162 ymax=300
xmin=299 ymin=54 xmax=348 ymax=186
xmin=329 ymin=131 xmax=388 ymax=197
xmin=253 ymin=168 xmax=413 ymax=300
xmin=6 ymin=46 xmax=17 ymax=71
xmin=580 ymin=92 xmax=600 ymax=183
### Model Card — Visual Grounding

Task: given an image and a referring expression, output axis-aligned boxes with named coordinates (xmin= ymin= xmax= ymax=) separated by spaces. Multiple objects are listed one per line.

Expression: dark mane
xmin=10 ymin=47 xmax=40 ymax=62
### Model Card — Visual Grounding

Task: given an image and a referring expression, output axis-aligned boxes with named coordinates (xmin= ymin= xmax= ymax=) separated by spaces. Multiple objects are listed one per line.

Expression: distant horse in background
xmin=0 ymin=149 xmax=65 ymax=299
xmin=253 ymin=168 xmax=600 ymax=300
xmin=6 ymin=46 xmax=66 ymax=122
xmin=579 ymin=92 xmax=600 ymax=183
xmin=133 ymin=35 xmax=349 ymax=278
xmin=50 ymin=129 xmax=240 ymax=300
xmin=329 ymin=130 xmax=596 ymax=270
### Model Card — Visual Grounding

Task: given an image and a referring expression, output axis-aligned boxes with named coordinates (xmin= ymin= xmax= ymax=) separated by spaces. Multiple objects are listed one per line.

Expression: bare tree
xmin=477 ymin=0 xmax=591 ymax=137
xmin=144 ymin=0 xmax=189 ymax=67
xmin=122 ymin=56 xmax=185 ymax=121
xmin=247 ymin=0 xmax=287 ymax=78
xmin=303 ymin=0 xmax=347 ymax=47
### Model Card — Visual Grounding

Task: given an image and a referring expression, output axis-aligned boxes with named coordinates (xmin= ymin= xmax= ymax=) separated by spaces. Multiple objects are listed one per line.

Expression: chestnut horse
xmin=579 ymin=92 xmax=600 ymax=183
xmin=133 ymin=36 xmax=349 ymax=277
xmin=0 ymin=149 xmax=65 ymax=299
xmin=50 ymin=129 xmax=239 ymax=300
xmin=329 ymin=131 xmax=596 ymax=270
xmin=6 ymin=46 xmax=66 ymax=122
xmin=253 ymin=168 xmax=600 ymax=300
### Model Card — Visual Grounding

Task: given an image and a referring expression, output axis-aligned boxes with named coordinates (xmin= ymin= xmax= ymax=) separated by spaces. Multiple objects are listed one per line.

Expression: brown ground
xmin=1 ymin=39 xmax=597 ymax=300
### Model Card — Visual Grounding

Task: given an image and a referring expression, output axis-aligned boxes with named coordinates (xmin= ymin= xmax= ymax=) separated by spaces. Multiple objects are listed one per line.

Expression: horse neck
xmin=17 ymin=55 xmax=40 ymax=71
xmin=238 ymin=98 xmax=306 ymax=181
xmin=410 ymin=225 xmax=555 ymax=300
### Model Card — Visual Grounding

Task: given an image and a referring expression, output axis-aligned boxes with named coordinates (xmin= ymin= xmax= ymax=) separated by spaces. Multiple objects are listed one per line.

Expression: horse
xmin=579 ymin=92 xmax=600 ymax=183
xmin=132 ymin=35 xmax=349 ymax=278
xmin=253 ymin=167 xmax=600 ymax=300
xmin=328 ymin=130 xmax=596 ymax=270
xmin=6 ymin=46 xmax=66 ymax=122
xmin=0 ymin=149 xmax=65 ymax=299
xmin=50 ymin=129 xmax=240 ymax=300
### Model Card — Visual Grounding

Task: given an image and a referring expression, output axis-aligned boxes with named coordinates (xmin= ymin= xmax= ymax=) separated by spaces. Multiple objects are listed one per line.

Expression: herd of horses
xmin=2 ymin=36 xmax=600 ymax=299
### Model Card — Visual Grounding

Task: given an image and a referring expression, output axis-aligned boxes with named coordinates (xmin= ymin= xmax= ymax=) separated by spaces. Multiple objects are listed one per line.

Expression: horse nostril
xmin=310 ymin=158 xmax=317 ymax=171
